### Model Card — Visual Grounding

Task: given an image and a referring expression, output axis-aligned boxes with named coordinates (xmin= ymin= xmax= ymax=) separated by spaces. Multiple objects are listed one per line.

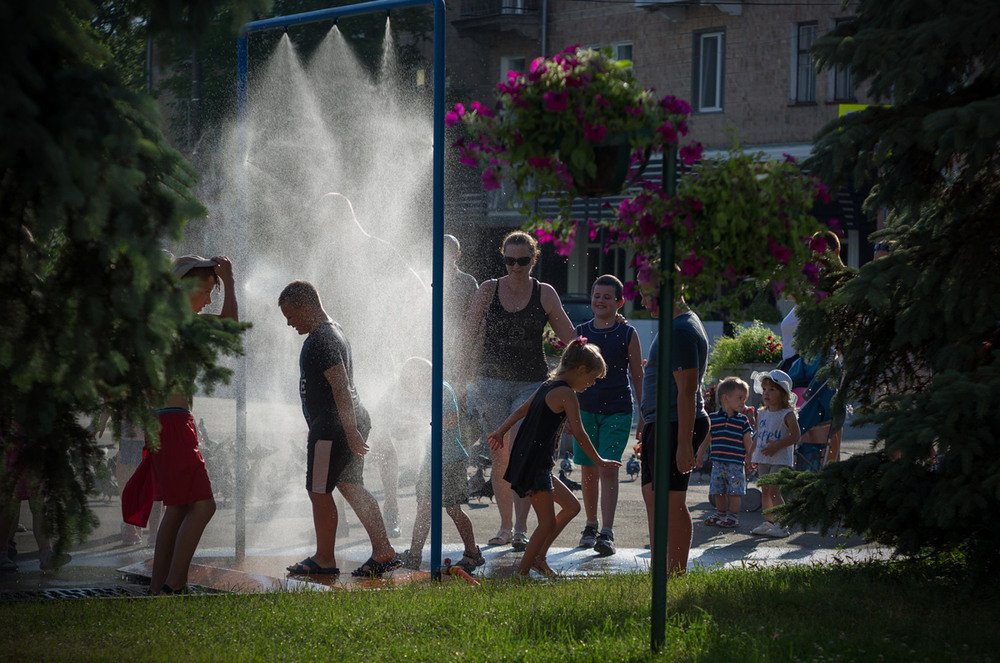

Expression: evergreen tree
xmin=0 ymin=0 xmax=264 ymax=550
xmin=772 ymin=0 xmax=1000 ymax=569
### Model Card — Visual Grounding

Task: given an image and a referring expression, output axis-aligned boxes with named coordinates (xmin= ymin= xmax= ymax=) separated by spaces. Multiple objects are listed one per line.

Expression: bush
xmin=706 ymin=321 xmax=782 ymax=382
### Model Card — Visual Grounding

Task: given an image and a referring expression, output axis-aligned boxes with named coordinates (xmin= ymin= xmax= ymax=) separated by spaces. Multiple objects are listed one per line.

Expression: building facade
xmin=441 ymin=0 xmax=874 ymax=305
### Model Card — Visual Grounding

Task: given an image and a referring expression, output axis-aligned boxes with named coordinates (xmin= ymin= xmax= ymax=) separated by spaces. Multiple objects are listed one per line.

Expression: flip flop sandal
xmin=487 ymin=529 xmax=513 ymax=546
xmin=351 ymin=555 xmax=402 ymax=577
xmin=286 ymin=557 xmax=340 ymax=575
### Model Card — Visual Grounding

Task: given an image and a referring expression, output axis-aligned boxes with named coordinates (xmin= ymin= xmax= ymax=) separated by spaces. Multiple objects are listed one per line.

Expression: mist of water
xmin=179 ymin=20 xmax=439 ymax=555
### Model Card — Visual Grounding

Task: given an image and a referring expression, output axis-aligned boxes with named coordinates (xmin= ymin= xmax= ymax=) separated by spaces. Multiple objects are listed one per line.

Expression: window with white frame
xmin=693 ymin=30 xmax=724 ymax=112
xmin=792 ymin=22 xmax=818 ymax=103
xmin=612 ymin=41 xmax=633 ymax=63
xmin=830 ymin=18 xmax=856 ymax=101
xmin=499 ymin=55 xmax=526 ymax=79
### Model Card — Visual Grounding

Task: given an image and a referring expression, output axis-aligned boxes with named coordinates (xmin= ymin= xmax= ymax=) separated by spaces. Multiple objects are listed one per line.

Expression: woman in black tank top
xmin=457 ymin=231 xmax=578 ymax=548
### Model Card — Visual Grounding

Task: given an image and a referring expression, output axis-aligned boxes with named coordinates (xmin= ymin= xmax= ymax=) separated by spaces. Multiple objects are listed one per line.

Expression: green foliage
xmin=705 ymin=322 xmax=782 ymax=383
xmin=0 ymin=1 xmax=249 ymax=550
xmin=610 ymin=145 xmax=825 ymax=310
xmin=779 ymin=0 xmax=1000 ymax=569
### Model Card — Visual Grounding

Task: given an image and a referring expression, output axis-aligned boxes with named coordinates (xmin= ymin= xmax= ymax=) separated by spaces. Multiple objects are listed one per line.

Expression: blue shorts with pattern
xmin=709 ymin=460 xmax=747 ymax=496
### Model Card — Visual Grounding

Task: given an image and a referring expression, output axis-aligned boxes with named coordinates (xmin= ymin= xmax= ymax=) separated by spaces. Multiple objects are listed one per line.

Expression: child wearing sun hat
xmin=748 ymin=369 xmax=801 ymax=538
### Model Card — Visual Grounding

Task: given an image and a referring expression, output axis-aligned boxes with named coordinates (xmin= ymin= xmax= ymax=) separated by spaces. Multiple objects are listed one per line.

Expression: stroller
xmin=787 ymin=354 xmax=841 ymax=473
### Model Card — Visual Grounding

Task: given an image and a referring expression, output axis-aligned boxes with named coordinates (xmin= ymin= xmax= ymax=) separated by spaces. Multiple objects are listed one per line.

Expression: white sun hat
xmin=751 ymin=369 xmax=797 ymax=407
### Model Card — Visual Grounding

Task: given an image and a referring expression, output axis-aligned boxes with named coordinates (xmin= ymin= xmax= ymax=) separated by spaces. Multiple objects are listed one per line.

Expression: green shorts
xmin=573 ymin=411 xmax=633 ymax=466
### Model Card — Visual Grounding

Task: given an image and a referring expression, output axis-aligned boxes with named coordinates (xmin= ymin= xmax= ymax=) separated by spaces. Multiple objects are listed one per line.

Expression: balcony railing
xmin=459 ymin=0 xmax=540 ymax=19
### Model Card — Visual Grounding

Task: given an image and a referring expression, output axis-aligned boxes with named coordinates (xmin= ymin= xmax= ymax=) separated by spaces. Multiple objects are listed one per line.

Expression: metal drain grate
xmin=0 ymin=584 xmax=224 ymax=601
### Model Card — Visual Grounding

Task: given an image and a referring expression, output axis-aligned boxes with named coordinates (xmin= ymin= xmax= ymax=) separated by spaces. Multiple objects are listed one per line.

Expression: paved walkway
xmin=0 ymin=409 xmax=890 ymax=596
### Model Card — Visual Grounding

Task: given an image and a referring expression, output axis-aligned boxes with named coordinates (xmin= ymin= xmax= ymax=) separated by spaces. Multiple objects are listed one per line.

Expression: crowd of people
xmin=1 ymin=228 xmax=846 ymax=586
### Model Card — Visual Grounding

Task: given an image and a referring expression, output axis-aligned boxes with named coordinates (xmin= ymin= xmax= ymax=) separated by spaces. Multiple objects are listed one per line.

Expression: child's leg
xmin=761 ymin=485 xmax=779 ymax=522
xmin=408 ymin=498 xmax=432 ymax=554
xmin=372 ymin=434 xmax=399 ymax=530
xmin=523 ymin=477 xmax=580 ymax=574
xmin=518 ymin=490 xmax=556 ymax=576
xmin=489 ymin=432 xmax=515 ymax=534
xmin=338 ymin=483 xmax=395 ymax=563
xmin=598 ymin=466 xmax=620 ymax=529
xmin=713 ymin=493 xmax=727 ymax=514
xmin=307 ymin=491 xmax=339 ymax=568
xmin=580 ymin=465 xmax=599 ymax=524
xmin=445 ymin=505 xmax=477 ymax=554
xmin=162 ymin=498 xmax=216 ymax=590
xmin=727 ymin=494 xmax=742 ymax=514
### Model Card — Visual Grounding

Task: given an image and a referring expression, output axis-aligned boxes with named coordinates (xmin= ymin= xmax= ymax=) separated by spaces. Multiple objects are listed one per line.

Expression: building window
xmin=793 ymin=22 xmax=818 ymax=103
xmin=693 ymin=30 xmax=724 ymax=113
xmin=830 ymin=18 xmax=856 ymax=100
xmin=499 ymin=56 xmax=526 ymax=79
xmin=612 ymin=41 xmax=633 ymax=63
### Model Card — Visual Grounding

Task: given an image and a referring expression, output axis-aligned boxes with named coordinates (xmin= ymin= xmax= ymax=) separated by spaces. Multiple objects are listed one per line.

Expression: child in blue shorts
xmin=572 ymin=275 xmax=644 ymax=556
xmin=696 ymin=377 xmax=754 ymax=528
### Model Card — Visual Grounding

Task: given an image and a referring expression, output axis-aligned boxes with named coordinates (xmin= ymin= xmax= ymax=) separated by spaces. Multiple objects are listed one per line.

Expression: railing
xmin=459 ymin=0 xmax=540 ymax=19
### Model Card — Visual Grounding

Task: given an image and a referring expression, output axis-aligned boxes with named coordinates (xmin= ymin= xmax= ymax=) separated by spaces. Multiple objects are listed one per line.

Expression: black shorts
xmin=415 ymin=459 xmax=470 ymax=507
xmin=306 ymin=409 xmax=371 ymax=493
xmin=640 ymin=417 xmax=710 ymax=492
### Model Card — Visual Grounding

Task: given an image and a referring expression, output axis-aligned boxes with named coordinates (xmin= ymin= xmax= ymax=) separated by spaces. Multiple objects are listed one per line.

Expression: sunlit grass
xmin=1 ymin=558 xmax=993 ymax=662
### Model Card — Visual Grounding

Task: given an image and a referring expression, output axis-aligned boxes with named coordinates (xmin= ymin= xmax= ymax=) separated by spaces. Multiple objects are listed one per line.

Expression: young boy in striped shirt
xmin=696 ymin=377 xmax=754 ymax=528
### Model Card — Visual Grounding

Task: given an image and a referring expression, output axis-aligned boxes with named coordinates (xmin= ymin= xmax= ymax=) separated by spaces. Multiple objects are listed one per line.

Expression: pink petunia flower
xmin=802 ymin=262 xmax=820 ymax=284
xmin=623 ymin=280 xmax=639 ymax=300
xmin=809 ymin=236 xmax=827 ymax=253
xmin=584 ymin=123 xmax=607 ymax=142
xmin=544 ymin=91 xmax=568 ymax=112
xmin=680 ymin=251 xmax=705 ymax=276
xmin=656 ymin=122 xmax=678 ymax=144
xmin=482 ymin=168 xmax=501 ymax=191
xmin=680 ymin=142 xmax=703 ymax=165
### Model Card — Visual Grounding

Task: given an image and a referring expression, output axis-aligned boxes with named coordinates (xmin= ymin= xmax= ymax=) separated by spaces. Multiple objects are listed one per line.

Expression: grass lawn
xmin=1 ymin=557 xmax=992 ymax=662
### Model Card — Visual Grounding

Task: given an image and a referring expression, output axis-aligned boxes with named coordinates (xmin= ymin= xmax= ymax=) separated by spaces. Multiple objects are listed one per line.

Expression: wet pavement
xmin=1 ymin=409 xmax=890 ymax=598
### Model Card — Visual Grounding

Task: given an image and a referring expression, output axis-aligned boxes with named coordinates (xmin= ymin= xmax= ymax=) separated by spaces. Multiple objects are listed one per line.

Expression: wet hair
xmin=501 ymin=230 xmax=539 ymax=256
xmin=552 ymin=338 xmax=607 ymax=380
xmin=278 ymin=280 xmax=322 ymax=310
xmin=760 ymin=376 xmax=793 ymax=410
xmin=716 ymin=376 xmax=749 ymax=401
xmin=592 ymin=274 xmax=624 ymax=300
xmin=185 ymin=266 xmax=220 ymax=289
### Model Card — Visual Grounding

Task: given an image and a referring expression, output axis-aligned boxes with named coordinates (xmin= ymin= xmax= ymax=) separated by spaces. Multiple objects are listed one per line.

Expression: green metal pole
xmin=651 ymin=146 xmax=677 ymax=652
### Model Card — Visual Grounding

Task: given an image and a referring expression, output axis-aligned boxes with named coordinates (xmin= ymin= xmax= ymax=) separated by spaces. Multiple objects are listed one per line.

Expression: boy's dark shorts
xmin=415 ymin=459 xmax=469 ymax=507
xmin=640 ymin=417 xmax=710 ymax=492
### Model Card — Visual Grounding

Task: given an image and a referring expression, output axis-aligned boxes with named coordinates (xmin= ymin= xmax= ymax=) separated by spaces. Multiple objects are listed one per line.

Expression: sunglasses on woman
xmin=503 ymin=256 xmax=532 ymax=266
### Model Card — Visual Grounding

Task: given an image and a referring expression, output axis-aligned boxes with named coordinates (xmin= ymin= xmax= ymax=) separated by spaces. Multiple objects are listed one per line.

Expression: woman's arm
xmin=627 ymin=329 xmax=644 ymax=430
xmin=539 ymin=282 xmax=577 ymax=343
xmin=456 ymin=279 xmax=495 ymax=389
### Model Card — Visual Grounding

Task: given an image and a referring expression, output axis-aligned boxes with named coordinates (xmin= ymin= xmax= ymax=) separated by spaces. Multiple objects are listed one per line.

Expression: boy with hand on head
xmin=393 ymin=357 xmax=484 ymax=574
xmin=279 ymin=280 xmax=399 ymax=577
xmin=573 ymin=275 xmax=643 ymax=556
xmin=696 ymin=377 xmax=754 ymax=529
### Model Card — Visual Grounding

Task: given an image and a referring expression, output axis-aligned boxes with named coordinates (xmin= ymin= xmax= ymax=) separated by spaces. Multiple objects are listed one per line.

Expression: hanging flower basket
xmin=449 ymin=46 xmax=698 ymax=253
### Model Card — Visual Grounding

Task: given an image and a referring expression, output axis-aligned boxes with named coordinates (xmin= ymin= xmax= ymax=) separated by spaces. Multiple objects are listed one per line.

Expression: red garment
xmin=121 ymin=410 xmax=212 ymax=525
xmin=121 ymin=455 xmax=156 ymax=527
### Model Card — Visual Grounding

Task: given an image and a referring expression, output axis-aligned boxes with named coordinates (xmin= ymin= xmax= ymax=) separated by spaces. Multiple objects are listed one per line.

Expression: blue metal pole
xmin=238 ymin=0 xmax=447 ymax=575
xmin=429 ymin=0 xmax=447 ymax=582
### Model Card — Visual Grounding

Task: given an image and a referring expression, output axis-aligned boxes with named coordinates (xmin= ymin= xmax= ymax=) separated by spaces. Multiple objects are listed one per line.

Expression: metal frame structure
xmin=236 ymin=0 xmax=448 ymax=577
